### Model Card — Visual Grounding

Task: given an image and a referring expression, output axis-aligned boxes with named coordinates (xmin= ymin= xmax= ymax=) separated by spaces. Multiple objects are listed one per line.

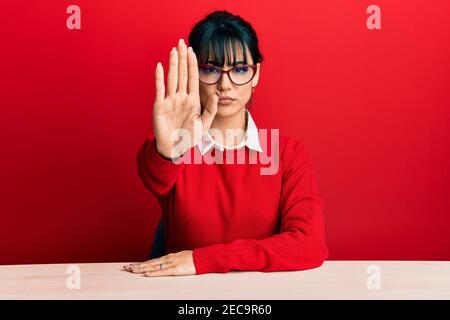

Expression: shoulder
xmin=278 ymin=134 xmax=314 ymax=175
xmin=278 ymin=134 xmax=307 ymax=158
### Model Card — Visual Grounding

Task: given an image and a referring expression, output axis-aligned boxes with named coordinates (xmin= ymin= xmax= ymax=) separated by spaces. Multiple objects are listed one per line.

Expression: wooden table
xmin=1 ymin=261 xmax=449 ymax=299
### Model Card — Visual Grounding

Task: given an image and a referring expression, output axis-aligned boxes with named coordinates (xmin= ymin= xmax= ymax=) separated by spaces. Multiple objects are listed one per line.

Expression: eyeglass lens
xmin=199 ymin=65 xmax=254 ymax=85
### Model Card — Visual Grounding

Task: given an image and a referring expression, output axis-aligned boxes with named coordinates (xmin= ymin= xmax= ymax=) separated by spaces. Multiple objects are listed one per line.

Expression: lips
xmin=218 ymin=97 xmax=235 ymax=105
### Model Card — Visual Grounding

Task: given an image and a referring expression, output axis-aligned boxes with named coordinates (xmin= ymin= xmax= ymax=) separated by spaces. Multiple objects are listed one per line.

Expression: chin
xmin=216 ymin=103 xmax=243 ymax=117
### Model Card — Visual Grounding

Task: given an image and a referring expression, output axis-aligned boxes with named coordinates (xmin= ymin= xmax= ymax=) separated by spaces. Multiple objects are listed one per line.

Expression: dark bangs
xmin=188 ymin=10 xmax=263 ymax=67
xmin=195 ymin=32 xmax=248 ymax=67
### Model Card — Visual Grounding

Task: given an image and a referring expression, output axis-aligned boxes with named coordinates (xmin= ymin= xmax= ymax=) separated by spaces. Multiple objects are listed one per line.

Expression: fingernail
xmin=179 ymin=39 xmax=184 ymax=45
xmin=188 ymin=46 xmax=193 ymax=52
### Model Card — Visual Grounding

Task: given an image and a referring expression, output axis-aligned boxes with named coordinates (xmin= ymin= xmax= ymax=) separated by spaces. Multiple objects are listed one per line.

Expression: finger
xmin=123 ymin=263 xmax=141 ymax=272
xmin=129 ymin=266 xmax=145 ymax=273
xmin=123 ymin=260 xmax=150 ymax=271
xmin=201 ymin=92 xmax=219 ymax=134
xmin=177 ymin=39 xmax=188 ymax=94
xmin=187 ymin=46 xmax=199 ymax=95
xmin=129 ymin=262 xmax=160 ymax=273
xmin=123 ymin=252 xmax=174 ymax=269
xmin=167 ymin=47 xmax=178 ymax=97
xmin=155 ymin=62 xmax=165 ymax=103
xmin=123 ymin=260 xmax=149 ymax=267
xmin=139 ymin=261 xmax=173 ymax=273
xmin=145 ymin=266 xmax=177 ymax=277
xmin=126 ymin=255 xmax=172 ymax=272
xmin=141 ymin=256 xmax=172 ymax=268
xmin=122 ymin=262 xmax=139 ymax=269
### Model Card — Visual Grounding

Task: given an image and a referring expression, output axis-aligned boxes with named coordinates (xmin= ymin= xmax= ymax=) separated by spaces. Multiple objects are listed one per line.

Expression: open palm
xmin=153 ymin=39 xmax=219 ymax=158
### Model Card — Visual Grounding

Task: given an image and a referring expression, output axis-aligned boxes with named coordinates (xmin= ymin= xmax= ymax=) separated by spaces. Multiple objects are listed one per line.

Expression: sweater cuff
xmin=193 ymin=245 xmax=229 ymax=275
xmin=146 ymin=138 xmax=185 ymax=168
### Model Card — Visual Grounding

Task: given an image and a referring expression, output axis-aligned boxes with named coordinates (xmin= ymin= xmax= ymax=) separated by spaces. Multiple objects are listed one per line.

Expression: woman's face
xmin=199 ymin=45 xmax=260 ymax=118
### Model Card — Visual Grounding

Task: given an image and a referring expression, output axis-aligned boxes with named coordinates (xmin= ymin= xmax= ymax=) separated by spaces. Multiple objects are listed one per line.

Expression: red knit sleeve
xmin=192 ymin=138 xmax=329 ymax=274
xmin=136 ymin=137 xmax=184 ymax=201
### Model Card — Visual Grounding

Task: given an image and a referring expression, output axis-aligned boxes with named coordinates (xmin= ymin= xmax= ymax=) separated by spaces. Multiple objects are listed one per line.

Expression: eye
xmin=200 ymin=66 xmax=219 ymax=73
xmin=232 ymin=66 xmax=249 ymax=73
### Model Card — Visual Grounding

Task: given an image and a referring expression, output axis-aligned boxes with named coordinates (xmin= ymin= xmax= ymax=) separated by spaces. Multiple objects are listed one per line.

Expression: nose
xmin=217 ymin=70 xmax=233 ymax=91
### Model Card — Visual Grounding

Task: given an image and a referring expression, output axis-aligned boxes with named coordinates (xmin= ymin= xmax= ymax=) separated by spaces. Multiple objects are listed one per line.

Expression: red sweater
xmin=137 ymin=132 xmax=329 ymax=275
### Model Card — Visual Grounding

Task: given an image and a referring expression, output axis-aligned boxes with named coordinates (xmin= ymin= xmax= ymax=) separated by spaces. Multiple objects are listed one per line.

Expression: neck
xmin=209 ymin=108 xmax=248 ymax=147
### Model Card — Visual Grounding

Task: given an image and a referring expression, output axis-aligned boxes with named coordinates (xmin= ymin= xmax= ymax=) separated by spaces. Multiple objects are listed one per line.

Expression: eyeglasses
xmin=198 ymin=64 xmax=257 ymax=85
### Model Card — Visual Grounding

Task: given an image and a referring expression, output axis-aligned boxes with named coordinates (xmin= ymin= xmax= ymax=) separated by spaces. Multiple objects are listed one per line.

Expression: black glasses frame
xmin=198 ymin=64 xmax=257 ymax=85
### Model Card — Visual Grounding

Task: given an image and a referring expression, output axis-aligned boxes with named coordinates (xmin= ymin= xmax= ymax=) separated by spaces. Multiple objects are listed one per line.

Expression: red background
xmin=1 ymin=0 xmax=449 ymax=265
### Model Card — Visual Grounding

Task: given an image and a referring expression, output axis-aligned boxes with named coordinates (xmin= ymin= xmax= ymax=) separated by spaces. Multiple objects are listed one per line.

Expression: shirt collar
xmin=197 ymin=108 xmax=263 ymax=155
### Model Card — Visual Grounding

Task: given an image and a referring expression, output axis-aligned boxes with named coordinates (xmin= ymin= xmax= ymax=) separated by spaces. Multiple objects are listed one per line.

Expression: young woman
xmin=123 ymin=10 xmax=329 ymax=277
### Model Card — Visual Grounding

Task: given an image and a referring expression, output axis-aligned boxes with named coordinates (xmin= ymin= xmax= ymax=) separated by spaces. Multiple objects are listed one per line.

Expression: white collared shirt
xmin=197 ymin=108 xmax=263 ymax=155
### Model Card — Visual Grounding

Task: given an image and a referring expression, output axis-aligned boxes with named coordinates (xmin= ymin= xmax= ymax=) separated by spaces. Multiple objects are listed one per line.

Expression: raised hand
xmin=152 ymin=39 xmax=219 ymax=159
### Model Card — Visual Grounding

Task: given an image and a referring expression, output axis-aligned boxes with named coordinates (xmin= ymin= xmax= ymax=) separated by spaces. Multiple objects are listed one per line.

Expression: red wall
xmin=1 ymin=0 xmax=449 ymax=265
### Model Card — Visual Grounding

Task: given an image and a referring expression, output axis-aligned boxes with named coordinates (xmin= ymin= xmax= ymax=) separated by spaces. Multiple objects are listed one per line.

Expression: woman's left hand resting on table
xmin=122 ymin=250 xmax=196 ymax=277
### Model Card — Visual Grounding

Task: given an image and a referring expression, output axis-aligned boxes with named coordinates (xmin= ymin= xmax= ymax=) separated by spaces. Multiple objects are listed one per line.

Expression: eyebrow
xmin=206 ymin=60 xmax=246 ymax=66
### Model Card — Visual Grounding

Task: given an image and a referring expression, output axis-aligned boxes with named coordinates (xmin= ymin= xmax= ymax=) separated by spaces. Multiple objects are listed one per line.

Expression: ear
xmin=251 ymin=63 xmax=260 ymax=87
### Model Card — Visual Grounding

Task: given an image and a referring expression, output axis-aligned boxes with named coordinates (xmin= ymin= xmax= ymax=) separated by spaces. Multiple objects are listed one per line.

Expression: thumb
xmin=200 ymin=91 xmax=219 ymax=134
